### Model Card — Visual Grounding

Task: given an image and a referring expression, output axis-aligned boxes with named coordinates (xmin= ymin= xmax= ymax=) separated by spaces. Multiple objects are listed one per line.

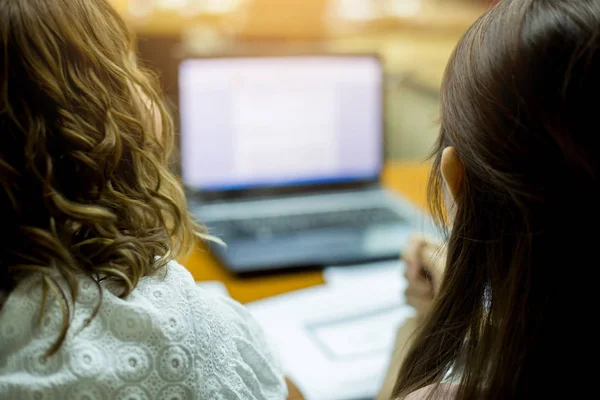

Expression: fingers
xmin=404 ymin=258 xmax=422 ymax=282
xmin=402 ymin=234 xmax=446 ymax=320
xmin=403 ymin=236 xmax=433 ymax=283
xmin=403 ymin=235 xmax=443 ymax=271
xmin=418 ymin=244 xmax=446 ymax=293
xmin=405 ymin=288 xmax=433 ymax=318
xmin=405 ymin=258 xmax=435 ymax=320
xmin=404 ymin=263 xmax=432 ymax=296
xmin=403 ymin=235 xmax=428 ymax=266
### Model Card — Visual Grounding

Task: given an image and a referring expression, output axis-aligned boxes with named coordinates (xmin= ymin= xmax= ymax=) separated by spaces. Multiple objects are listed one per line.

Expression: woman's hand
xmin=403 ymin=235 xmax=446 ymax=321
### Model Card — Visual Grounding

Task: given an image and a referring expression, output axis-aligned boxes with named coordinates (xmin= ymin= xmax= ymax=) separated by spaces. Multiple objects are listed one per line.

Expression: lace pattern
xmin=0 ymin=261 xmax=287 ymax=400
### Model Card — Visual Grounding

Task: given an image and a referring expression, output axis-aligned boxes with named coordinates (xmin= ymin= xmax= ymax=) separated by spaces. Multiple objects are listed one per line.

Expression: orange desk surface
xmin=180 ymin=162 xmax=431 ymax=304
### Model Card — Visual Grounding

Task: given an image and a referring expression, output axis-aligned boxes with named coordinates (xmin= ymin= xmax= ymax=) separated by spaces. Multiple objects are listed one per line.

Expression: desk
xmin=181 ymin=162 xmax=431 ymax=304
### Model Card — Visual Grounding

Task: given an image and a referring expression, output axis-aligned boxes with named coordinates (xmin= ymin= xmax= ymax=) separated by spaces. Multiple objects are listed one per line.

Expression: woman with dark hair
xmin=0 ymin=0 xmax=286 ymax=398
xmin=393 ymin=0 xmax=600 ymax=398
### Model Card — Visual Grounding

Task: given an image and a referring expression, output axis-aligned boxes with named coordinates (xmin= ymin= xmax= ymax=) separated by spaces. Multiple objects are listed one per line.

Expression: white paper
xmin=195 ymin=281 xmax=230 ymax=297
xmin=310 ymin=306 xmax=405 ymax=358
xmin=324 ymin=260 xmax=406 ymax=289
xmin=248 ymin=278 xmax=413 ymax=400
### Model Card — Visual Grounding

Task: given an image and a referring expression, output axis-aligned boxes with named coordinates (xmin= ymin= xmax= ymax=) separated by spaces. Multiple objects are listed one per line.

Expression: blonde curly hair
xmin=0 ymin=0 xmax=204 ymax=355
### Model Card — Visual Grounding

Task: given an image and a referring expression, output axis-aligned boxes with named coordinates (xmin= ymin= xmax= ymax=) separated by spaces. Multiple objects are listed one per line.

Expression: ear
xmin=441 ymin=147 xmax=463 ymax=201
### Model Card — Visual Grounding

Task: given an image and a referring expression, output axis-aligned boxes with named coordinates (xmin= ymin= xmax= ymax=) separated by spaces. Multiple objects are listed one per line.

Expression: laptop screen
xmin=179 ymin=55 xmax=383 ymax=191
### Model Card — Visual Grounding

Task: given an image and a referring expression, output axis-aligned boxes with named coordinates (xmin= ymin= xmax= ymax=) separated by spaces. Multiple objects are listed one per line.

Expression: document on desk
xmin=247 ymin=270 xmax=413 ymax=400
xmin=324 ymin=260 xmax=406 ymax=289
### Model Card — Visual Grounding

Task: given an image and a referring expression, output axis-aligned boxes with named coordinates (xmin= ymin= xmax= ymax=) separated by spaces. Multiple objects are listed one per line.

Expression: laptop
xmin=179 ymin=54 xmax=418 ymax=274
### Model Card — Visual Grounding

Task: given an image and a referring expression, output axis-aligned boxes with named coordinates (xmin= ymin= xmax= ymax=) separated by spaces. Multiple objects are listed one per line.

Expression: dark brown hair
xmin=1 ymin=0 xmax=205 ymax=354
xmin=394 ymin=0 xmax=600 ymax=398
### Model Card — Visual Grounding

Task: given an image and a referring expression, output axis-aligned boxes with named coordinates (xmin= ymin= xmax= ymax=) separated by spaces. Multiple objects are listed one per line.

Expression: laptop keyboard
xmin=208 ymin=207 xmax=406 ymax=238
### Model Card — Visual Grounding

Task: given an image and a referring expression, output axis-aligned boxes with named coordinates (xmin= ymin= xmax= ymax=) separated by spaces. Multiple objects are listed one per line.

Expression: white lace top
xmin=0 ymin=261 xmax=287 ymax=400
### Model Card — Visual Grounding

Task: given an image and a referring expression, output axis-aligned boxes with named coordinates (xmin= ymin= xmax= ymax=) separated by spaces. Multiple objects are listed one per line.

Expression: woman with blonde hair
xmin=0 ymin=0 xmax=286 ymax=398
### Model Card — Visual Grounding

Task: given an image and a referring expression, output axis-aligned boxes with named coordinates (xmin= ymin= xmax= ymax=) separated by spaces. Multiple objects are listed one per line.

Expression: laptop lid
xmin=178 ymin=54 xmax=384 ymax=199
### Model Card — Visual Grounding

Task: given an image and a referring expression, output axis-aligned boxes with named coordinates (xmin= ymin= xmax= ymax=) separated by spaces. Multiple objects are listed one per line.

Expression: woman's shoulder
xmin=138 ymin=260 xmax=278 ymax=350
xmin=133 ymin=260 xmax=288 ymax=398
xmin=0 ymin=261 xmax=287 ymax=400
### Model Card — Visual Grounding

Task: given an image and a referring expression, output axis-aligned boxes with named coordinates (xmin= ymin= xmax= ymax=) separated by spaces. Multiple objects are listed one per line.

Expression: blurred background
xmin=110 ymin=0 xmax=489 ymax=161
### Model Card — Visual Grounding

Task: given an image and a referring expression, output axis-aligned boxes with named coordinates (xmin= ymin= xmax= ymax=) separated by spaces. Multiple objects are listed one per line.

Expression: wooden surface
xmin=286 ymin=378 xmax=304 ymax=400
xmin=180 ymin=162 xmax=431 ymax=304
